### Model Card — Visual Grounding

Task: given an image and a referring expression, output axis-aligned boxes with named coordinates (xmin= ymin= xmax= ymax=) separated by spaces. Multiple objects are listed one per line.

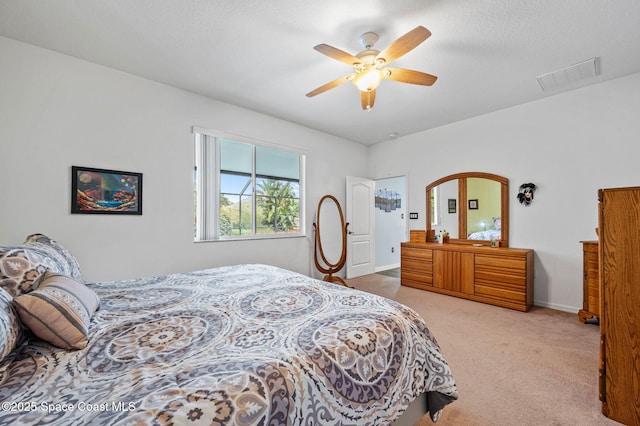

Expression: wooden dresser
xmin=598 ymin=187 xmax=640 ymax=425
xmin=578 ymin=240 xmax=599 ymax=323
xmin=401 ymin=242 xmax=534 ymax=312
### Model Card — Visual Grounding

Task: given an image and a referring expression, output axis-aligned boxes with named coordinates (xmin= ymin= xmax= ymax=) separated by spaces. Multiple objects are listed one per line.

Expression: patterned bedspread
xmin=468 ymin=229 xmax=501 ymax=240
xmin=0 ymin=264 xmax=457 ymax=425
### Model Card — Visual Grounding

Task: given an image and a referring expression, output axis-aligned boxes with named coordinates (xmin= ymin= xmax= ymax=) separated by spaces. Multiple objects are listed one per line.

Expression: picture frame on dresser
xmin=71 ymin=166 xmax=143 ymax=215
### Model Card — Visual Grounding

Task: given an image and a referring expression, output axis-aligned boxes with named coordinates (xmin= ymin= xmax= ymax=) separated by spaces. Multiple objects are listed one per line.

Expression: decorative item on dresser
xmin=577 ymin=240 xmax=599 ymax=323
xmin=409 ymin=229 xmax=426 ymax=243
xmin=401 ymin=242 xmax=534 ymax=311
xmin=598 ymin=187 xmax=640 ymax=425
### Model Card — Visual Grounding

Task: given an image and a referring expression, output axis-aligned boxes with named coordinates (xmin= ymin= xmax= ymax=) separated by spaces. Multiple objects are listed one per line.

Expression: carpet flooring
xmin=346 ymin=273 xmax=622 ymax=426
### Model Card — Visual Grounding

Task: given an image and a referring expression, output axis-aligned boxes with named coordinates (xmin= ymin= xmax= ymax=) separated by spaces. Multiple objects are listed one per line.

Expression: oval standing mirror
xmin=426 ymin=172 xmax=509 ymax=247
xmin=313 ymin=195 xmax=350 ymax=286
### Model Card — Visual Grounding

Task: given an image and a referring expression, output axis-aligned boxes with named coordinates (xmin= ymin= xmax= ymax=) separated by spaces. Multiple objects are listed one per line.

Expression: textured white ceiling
xmin=1 ymin=0 xmax=639 ymax=145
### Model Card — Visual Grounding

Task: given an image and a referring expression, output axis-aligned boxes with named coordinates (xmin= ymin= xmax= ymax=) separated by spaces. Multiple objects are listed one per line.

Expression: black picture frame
xmin=468 ymin=199 xmax=479 ymax=210
xmin=448 ymin=199 xmax=457 ymax=214
xmin=71 ymin=166 xmax=142 ymax=215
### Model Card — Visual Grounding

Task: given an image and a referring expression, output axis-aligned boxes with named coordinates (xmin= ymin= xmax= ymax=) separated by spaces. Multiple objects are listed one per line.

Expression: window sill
xmin=194 ymin=233 xmax=306 ymax=243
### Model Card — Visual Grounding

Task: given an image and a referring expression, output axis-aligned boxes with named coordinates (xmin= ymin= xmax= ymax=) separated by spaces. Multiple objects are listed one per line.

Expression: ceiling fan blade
xmin=313 ymin=44 xmax=361 ymax=66
xmin=306 ymin=74 xmax=354 ymax=97
xmin=376 ymin=26 xmax=431 ymax=64
xmin=361 ymin=90 xmax=376 ymax=110
xmin=385 ymin=68 xmax=438 ymax=86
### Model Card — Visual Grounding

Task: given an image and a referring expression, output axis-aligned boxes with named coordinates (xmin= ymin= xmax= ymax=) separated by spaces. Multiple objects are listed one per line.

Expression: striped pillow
xmin=13 ymin=272 xmax=99 ymax=350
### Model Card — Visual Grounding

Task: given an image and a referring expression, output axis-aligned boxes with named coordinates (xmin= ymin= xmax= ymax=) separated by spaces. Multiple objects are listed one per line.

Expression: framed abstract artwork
xmin=71 ymin=166 xmax=142 ymax=215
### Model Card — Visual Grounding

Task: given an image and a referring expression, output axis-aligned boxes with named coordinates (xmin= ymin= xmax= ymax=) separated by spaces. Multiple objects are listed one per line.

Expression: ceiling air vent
xmin=536 ymin=57 xmax=600 ymax=92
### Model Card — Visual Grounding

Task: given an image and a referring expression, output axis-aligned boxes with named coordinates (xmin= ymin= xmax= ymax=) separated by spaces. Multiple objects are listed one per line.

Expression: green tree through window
xmin=256 ymin=179 xmax=299 ymax=233
xmin=194 ymin=131 xmax=304 ymax=241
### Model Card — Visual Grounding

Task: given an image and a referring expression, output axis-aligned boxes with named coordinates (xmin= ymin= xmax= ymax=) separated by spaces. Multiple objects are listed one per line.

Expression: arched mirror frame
xmin=426 ymin=172 xmax=509 ymax=247
xmin=313 ymin=194 xmax=350 ymax=287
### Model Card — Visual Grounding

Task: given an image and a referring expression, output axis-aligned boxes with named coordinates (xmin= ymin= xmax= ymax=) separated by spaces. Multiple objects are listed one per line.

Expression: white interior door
xmin=346 ymin=176 xmax=375 ymax=278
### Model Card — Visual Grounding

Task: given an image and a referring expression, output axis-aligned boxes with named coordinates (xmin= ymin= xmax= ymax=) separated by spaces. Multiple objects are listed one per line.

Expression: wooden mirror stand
xmin=313 ymin=195 xmax=351 ymax=287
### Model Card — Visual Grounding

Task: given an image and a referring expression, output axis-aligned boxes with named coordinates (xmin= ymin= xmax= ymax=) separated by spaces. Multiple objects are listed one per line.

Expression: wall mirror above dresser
xmin=426 ymin=172 xmax=509 ymax=247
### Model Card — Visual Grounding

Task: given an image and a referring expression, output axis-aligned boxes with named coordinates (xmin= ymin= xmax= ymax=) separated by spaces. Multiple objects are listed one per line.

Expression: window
xmin=430 ymin=186 xmax=440 ymax=226
xmin=194 ymin=130 xmax=304 ymax=241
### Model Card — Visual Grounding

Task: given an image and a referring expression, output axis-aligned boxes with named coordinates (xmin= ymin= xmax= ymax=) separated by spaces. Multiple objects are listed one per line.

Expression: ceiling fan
xmin=306 ymin=26 xmax=437 ymax=110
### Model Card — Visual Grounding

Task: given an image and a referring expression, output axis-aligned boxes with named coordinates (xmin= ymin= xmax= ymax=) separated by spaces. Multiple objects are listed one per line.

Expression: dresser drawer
xmin=402 ymin=258 xmax=433 ymax=274
xmin=475 ymin=254 xmax=527 ymax=273
xmin=402 ymin=246 xmax=433 ymax=261
xmin=475 ymin=268 xmax=527 ymax=287
xmin=475 ymin=282 xmax=526 ymax=303
xmin=401 ymin=270 xmax=433 ymax=286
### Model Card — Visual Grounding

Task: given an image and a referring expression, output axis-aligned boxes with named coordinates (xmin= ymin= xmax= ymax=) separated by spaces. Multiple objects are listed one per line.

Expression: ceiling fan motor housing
xmin=359 ymin=32 xmax=379 ymax=49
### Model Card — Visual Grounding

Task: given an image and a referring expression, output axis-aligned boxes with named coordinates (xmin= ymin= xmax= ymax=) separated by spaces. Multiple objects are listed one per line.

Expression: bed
xmin=468 ymin=229 xmax=501 ymax=240
xmin=0 ymin=235 xmax=457 ymax=425
xmin=468 ymin=217 xmax=501 ymax=240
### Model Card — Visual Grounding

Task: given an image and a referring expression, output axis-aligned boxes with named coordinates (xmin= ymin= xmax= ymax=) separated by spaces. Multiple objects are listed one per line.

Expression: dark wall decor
xmin=517 ymin=183 xmax=536 ymax=206
xmin=468 ymin=199 xmax=479 ymax=210
xmin=71 ymin=166 xmax=143 ymax=215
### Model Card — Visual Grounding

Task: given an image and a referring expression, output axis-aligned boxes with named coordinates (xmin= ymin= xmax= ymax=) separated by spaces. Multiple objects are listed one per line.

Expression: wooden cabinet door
xmin=433 ymin=250 xmax=474 ymax=294
xmin=599 ymin=187 xmax=640 ymax=425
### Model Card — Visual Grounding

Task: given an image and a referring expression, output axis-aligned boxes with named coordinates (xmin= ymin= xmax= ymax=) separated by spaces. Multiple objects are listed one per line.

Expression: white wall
xmin=369 ymin=71 xmax=640 ymax=312
xmin=0 ymin=37 xmax=368 ymax=282
xmin=4 ymin=35 xmax=640 ymax=312
xmin=374 ymin=176 xmax=406 ymax=270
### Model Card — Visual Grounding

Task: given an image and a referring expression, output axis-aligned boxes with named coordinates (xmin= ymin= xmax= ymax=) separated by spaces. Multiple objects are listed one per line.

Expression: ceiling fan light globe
xmin=354 ymin=69 xmax=384 ymax=92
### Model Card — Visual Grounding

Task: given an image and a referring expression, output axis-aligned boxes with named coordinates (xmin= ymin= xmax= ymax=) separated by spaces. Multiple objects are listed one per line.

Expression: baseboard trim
xmin=533 ymin=300 xmax=579 ymax=314
xmin=375 ymin=263 xmax=400 ymax=273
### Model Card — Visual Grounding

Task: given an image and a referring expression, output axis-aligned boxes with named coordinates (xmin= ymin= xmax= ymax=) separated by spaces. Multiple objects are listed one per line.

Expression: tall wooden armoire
xmin=598 ymin=187 xmax=640 ymax=425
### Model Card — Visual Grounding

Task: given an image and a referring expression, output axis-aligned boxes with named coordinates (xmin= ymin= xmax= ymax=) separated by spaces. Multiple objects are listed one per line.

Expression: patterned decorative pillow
xmin=13 ymin=272 xmax=99 ymax=350
xmin=0 ymin=287 xmax=26 ymax=361
xmin=493 ymin=217 xmax=502 ymax=230
xmin=0 ymin=234 xmax=83 ymax=296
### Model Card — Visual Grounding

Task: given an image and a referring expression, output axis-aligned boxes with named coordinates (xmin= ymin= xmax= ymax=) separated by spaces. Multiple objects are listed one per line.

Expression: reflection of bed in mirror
xmin=468 ymin=217 xmax=501 ymax=240
xmin=468 ymin=229 xmax=501 ymax=240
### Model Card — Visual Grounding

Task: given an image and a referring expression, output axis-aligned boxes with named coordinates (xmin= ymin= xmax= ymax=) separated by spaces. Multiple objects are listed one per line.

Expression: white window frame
xmin=193 ymin=127 xmax=305 ymax=242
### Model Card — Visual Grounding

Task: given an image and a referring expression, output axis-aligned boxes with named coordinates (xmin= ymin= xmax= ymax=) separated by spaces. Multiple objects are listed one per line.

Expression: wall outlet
xmin=391 ymin=247 xmax=395 ymax=253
